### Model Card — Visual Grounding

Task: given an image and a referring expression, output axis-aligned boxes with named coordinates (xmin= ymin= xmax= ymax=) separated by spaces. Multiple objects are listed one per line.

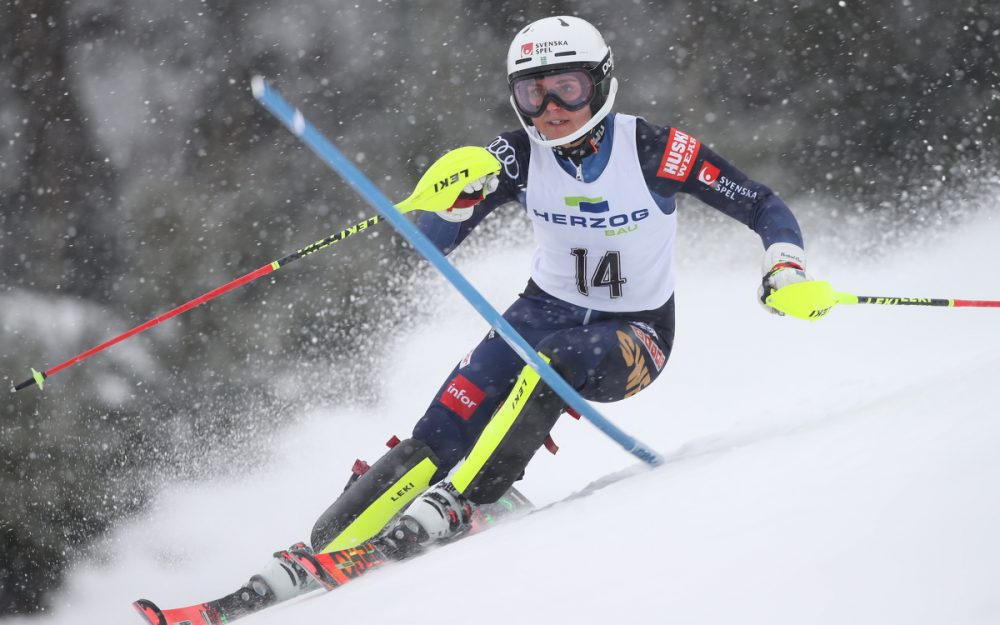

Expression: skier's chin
xmin=544 ymin=127 xmax=579 ymax=144
xmin=545 ymin=123 xmax=573 ymax=138
xmin=537 ymin=116 xmax=587 ymax=143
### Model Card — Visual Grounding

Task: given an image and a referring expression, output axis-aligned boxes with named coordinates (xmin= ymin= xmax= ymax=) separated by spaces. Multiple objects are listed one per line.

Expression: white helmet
xmin=506 ymin=16 xmax=618 ymax=148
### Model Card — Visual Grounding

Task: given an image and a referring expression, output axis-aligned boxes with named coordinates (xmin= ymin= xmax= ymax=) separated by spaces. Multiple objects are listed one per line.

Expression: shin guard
xmin=452 ymin=358 xmax=564 ymax=504
xmin=311 ymin=438 xmax=439 ymax=553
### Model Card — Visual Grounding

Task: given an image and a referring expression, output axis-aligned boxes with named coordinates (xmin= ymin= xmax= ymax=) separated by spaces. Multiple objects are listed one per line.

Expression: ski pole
xmin=839 ymin=294 xmax=1000 ymax=308
xmin=766 ymin=280 xmax=1000 ymax=321
xmin=12 ymin=146 xmax=501 ymax=393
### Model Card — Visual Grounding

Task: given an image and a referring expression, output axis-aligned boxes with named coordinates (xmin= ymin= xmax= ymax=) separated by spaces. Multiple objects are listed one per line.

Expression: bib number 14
xmin=571 ymin=248 xmax=627 ymax=298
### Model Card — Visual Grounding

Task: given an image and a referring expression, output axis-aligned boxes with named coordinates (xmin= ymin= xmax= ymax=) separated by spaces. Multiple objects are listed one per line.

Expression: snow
xmin=15 ymin=210 xmax=1000 ymax=625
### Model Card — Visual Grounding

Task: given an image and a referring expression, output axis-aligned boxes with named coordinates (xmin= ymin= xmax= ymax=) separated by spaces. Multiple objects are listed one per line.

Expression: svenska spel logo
xmin=697 ymin=162 xmax=720 ymax=187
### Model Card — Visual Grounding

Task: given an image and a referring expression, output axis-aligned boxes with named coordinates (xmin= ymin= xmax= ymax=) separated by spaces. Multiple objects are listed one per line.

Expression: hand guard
xmin=437 ymin=173 xmax=499 ymax=223
xmin=758 ymin=242 xmax=809 ymax=316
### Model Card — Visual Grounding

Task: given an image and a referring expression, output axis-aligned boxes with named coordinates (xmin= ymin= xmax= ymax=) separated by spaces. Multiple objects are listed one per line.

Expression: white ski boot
xmin=383 ymin=481 xmax=474 ymax=555
xmin=248 ymin=542 xmax=319 ymax=602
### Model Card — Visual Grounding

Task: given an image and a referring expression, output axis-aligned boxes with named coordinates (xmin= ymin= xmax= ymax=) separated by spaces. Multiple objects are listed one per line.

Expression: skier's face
xmin=536 ymin=101 xmax=592 ymax=144
xmin=511 ymin=69 xmax=597 ymax=145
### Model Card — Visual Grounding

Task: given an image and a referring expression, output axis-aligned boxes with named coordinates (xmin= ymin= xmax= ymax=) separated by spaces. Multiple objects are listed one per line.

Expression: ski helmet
xmin=506 ymin=16 xmax=618 ymax=148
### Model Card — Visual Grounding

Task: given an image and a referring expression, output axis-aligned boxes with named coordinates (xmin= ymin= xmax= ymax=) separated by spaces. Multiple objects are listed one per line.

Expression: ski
xmin=133 ymin=585 xmax=270 ymax=625
xmin=132 ymin=489 xmax=532 ymax=625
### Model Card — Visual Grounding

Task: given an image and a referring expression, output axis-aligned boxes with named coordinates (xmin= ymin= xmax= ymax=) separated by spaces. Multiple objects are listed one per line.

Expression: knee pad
xmin=311 ymin=438 xmax=440 ymax=553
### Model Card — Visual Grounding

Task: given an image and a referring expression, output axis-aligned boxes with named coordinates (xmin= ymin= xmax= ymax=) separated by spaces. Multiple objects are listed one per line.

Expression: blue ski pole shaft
xmin=251 ymin=77 xmax=663 ymax=466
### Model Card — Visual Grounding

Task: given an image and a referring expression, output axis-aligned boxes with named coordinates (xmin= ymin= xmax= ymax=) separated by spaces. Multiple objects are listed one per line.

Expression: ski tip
xmin=250 ymin=75 xmax=266 ymax=99
xmin=132 ymin=598 xmax=167 ymax=625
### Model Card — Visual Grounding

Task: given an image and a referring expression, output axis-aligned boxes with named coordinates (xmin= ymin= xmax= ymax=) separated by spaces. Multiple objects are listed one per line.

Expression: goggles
xmin=511 ymin=69 xmax=596 ymax=118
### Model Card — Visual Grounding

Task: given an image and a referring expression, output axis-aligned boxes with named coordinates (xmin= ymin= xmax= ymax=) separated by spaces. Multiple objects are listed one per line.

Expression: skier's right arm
xmin=415 ymin=131 xmax=530 ymax=255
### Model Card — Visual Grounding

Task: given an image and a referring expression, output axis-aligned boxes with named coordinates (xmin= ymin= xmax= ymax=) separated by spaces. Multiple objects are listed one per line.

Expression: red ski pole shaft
xmin=13 ymin=215 xmax=382 ymax=392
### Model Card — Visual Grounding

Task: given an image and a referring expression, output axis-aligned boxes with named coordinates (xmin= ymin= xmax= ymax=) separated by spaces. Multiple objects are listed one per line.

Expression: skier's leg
xmin=410 ymin=291 xmax=576 ymax=471
xmin=450 ymin=355 xmax=566 ymax=504
xmin=389 ymin=315 xmax=674 ymax=548
xmin=304 ymin=291 xmax=572 ymax=554
xmin=243 ymin=438 xmax=441 ymax=603
xmin=309 ymin=438 xmax=441 ymax=553
xmin=409 ymin=333 xmax=527 ymax=471
xmin=452 ymin=314 xmax=675 ymax=504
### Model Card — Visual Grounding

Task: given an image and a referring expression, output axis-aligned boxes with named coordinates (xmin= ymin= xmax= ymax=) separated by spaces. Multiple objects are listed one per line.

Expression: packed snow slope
xmin=16 ymin=210 xmax=1000 ymax=625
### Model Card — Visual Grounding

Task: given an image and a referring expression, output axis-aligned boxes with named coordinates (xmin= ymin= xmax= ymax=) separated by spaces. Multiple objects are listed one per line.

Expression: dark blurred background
xmin=1 ymin=0 xmax=997 ymax=614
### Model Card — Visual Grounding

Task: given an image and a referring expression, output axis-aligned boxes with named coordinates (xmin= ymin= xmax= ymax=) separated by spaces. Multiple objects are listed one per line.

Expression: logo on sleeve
xmin=440 ymin=374 xmax=486 ymax=421
xmin=487 ymin=136 xmax=519 ymax=180
xmin=697 ymin=161 xmax=720 ymax=188
xmin=459 ymin=349 xmax=473 ymax=369
xmin=656 ymin=128 xmax=700 ymax=182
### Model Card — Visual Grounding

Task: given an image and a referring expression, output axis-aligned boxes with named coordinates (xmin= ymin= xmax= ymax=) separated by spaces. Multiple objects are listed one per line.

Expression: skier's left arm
xmin=638 ymin=120 xmax=810 ymax=314
xmin=679 ymin=142 xmax=801 ymax=249
xmin=678 ymin=143 xmax=811 ymax=313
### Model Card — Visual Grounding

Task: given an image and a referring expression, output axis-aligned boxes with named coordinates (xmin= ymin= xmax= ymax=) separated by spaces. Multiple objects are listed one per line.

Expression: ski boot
xmin=247 ymin=542 xmax=321 ymax=602
xmin=381 ymin=481 xmax=474 ymax=558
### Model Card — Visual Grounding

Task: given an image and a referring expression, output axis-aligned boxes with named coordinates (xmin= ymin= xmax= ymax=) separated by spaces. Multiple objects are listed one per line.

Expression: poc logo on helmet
xmin=601 ymin=54 xmax=613 ymax=76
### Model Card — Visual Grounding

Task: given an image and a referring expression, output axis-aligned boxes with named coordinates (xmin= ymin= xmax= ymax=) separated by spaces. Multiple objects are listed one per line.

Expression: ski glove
xmin=437 ymin=173 xmax=499 ymax=223
xmin=758 ymin=242 xmax=810 ymax=315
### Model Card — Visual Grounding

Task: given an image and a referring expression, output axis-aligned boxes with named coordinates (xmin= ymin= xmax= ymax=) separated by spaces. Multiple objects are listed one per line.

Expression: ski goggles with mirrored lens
xmin=511 ymin=69 xmax=597 ymax=118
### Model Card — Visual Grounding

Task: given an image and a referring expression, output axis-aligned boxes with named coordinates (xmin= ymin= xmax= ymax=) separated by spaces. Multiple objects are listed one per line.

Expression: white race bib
xmin=525 ymin=114 xmax=677 ymax=312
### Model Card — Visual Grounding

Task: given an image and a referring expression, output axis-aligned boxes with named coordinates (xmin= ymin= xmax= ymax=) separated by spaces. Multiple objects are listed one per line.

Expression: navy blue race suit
xmin=411 ymin=113 xmax=803 ymax=474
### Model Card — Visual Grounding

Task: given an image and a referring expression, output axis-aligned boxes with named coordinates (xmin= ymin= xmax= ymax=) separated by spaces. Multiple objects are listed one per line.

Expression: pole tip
xmin=251 ymin=75 xmax=266 ymax=99
xmin=13 ymin=368 xmax=45 ymax=392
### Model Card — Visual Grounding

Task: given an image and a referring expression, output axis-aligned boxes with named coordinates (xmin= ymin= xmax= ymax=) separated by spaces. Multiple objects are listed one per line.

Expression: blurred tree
xmin=1 ymin=0 xmax=121 ymax=298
